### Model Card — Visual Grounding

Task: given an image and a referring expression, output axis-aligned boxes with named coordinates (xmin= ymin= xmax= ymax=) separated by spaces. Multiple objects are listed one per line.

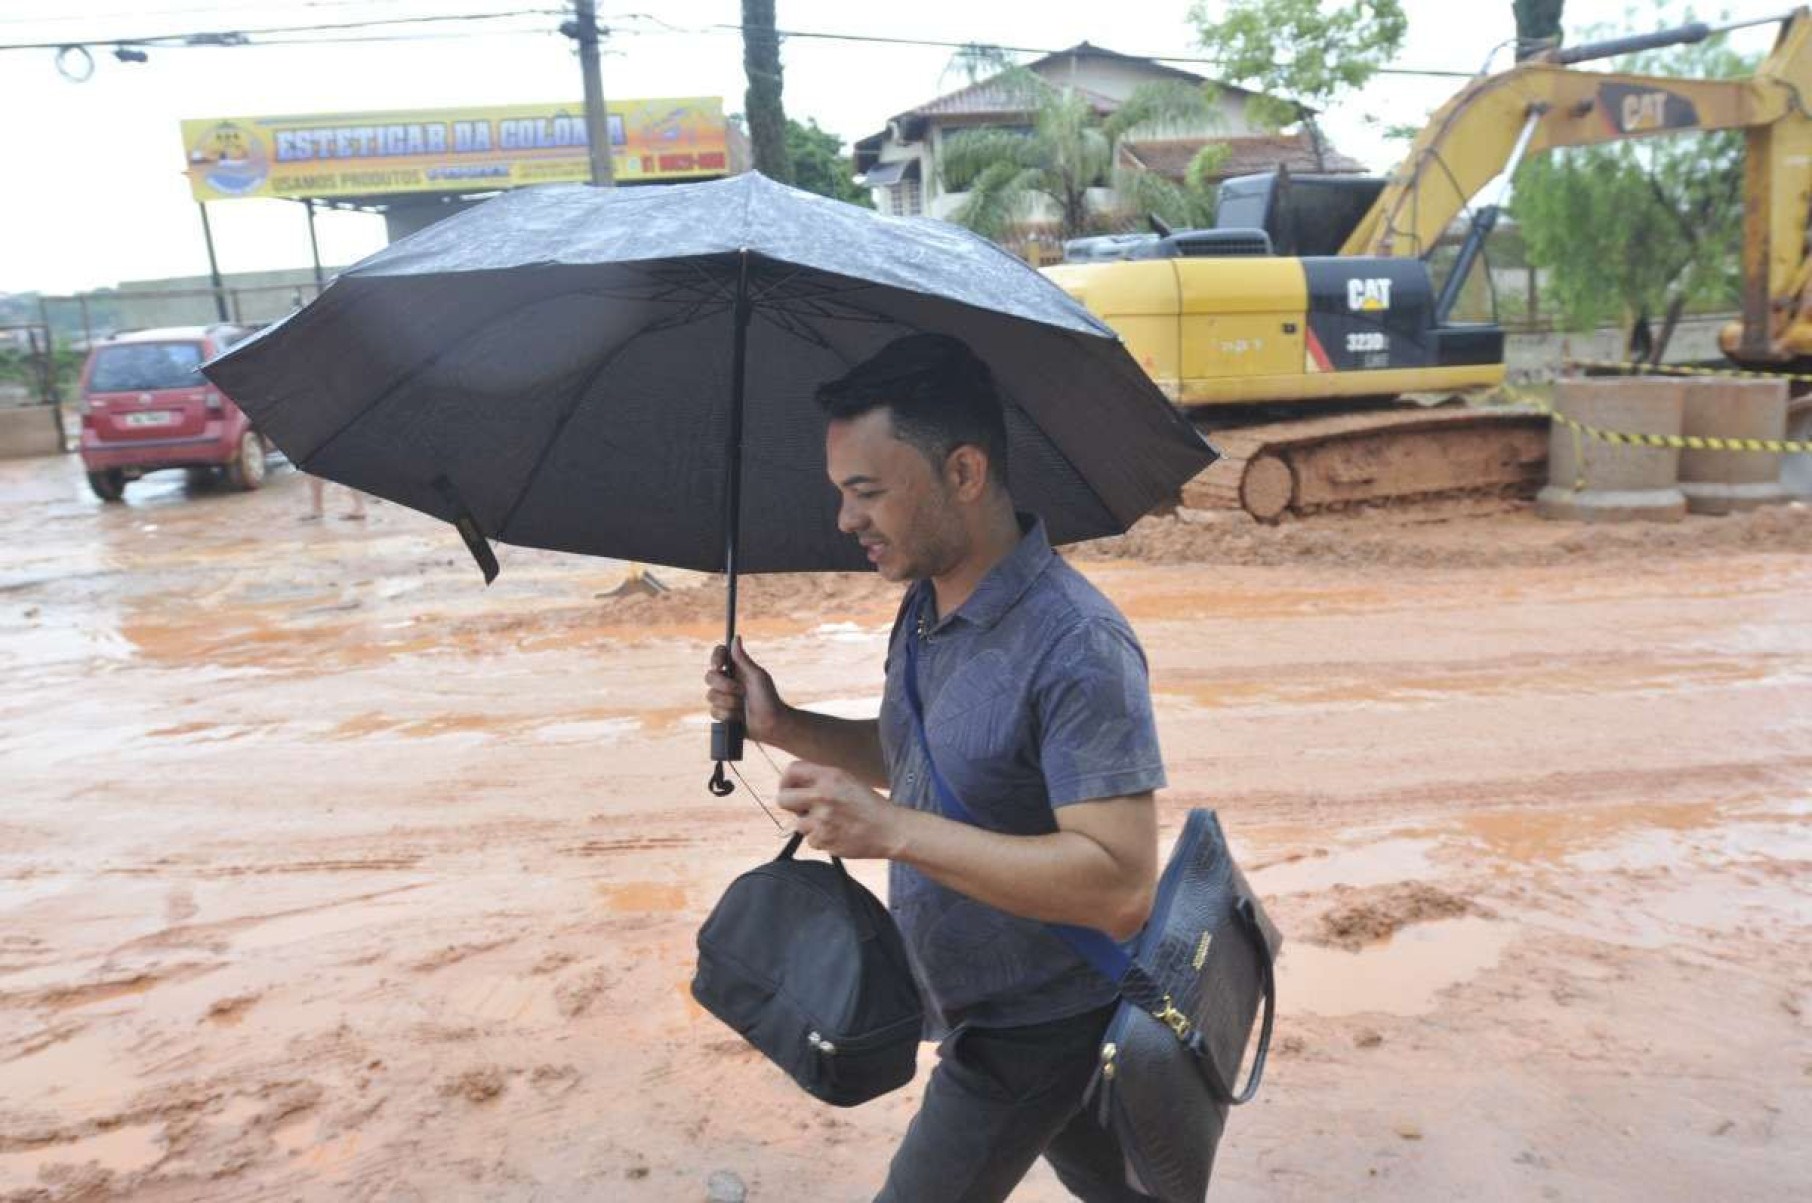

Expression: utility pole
xmin=573 ymin=0 xmax=615 ymax=186
xmin=571 ymin=0 xmax=662 ymax=598
xmin=196 ymin=202 xmax=230 ymax=322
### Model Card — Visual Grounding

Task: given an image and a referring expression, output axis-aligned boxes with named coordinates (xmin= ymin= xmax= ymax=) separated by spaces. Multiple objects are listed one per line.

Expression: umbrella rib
xmin=643 ymin=297 xmax=731 ymax=334
xmin=751 ymin=274 xmax=878 ymax=306
xmin=492 ymin=311 xmax=686 ymax=542
xmin=763 ymin=295 xmax=898 ymax=326
xmin=751 ymin=305 xmax=834 ymax=350
xmin=575 ymin=259 xmax=735 ymax=307
xmin=681 ymin=255 xmax=738 ymax=299
xmin=579 ymin=279 xmax=720 ymax=306
xmin=749 ymin=266 xmax=812 ymax=304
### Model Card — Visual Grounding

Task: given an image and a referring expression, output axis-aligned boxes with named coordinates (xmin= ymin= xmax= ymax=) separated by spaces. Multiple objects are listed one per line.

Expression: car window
xmin=88 ymin=342 xmax=205 ymax=392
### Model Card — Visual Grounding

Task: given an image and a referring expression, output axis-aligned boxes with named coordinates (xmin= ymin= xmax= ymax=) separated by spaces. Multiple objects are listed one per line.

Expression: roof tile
xmin=1118 ymin=133 xmax=1367 ymax=181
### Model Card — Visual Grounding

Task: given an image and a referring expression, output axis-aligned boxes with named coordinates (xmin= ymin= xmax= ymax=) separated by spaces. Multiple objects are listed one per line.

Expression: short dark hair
xmin=815 ymin=333 xmax=1008 ymax=485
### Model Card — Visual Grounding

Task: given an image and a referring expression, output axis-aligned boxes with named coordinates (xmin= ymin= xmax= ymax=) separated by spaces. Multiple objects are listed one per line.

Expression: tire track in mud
xmin=107 ymin=883 xmax=431 ymax=955
xmin=102 ymin=856 xmax=424 ymax=879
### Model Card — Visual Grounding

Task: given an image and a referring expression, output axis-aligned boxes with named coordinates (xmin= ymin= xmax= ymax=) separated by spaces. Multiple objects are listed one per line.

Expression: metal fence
xmin=0 ymin=322 xmax=60 ymax=402
xmin=0 ymin=322 xmax=68 ymax=451
xmin=35 ymin=281 xmax=326 ymax=355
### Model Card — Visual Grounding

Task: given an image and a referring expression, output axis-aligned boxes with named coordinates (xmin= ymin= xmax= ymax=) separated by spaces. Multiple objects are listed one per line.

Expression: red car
xmin=77 ymin=325 xmax=269 ymax=502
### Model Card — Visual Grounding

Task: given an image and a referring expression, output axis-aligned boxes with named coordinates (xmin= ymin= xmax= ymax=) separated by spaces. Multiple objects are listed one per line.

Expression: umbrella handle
xmin=708 ymin=718 xmax=743 ymax=796
xmin=711 ymin=719 xmax=745 ymax=763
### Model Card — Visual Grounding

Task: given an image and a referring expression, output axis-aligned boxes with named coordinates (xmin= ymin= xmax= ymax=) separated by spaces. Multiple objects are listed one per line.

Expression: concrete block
xmin=0 ymin=405 xmax=64 ymax=460
xmin=1678 ymin=378 xmax=1790 ymax=514
xmin=1536 ymin=377 xmax=1686 ymax=522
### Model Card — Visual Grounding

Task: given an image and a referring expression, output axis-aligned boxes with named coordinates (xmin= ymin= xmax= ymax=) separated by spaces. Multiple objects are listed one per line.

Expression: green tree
xmin=786 ymin=118 xmax=871 ymax=207
xmin=741 ymin=0 xmax=793 ymax=183
xmin=1514 ymin=0 xmax=1566 ymax=59
xmin=940 ymin=69 xmax=1224 ymax=243
xmin=941 ymin=42 xmax=1015 ymax=90
xmin=1510 ymin=17 xmax=1751 ymax=361
xmin=1189 ymin=0 xmax=1408 ymax=169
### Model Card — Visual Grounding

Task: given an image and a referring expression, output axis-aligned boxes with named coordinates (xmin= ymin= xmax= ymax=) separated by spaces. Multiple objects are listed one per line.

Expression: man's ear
xmin=945 ymin=444 xmax=991 ymax=501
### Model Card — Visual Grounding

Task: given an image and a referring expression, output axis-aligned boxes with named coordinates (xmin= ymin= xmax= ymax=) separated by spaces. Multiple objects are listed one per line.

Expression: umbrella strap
xmin=710 ymin=744 xmax=788 ymax=833
xmin=431 ymin=475 xmax=498 ymax=585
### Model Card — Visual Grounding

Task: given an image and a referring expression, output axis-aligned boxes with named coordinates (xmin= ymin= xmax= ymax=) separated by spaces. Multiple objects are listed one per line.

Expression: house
xmin=852 ymin=43 xmax=1366 ymax=231
xmin=1116 ymin=131 xmax=1366 ymax=188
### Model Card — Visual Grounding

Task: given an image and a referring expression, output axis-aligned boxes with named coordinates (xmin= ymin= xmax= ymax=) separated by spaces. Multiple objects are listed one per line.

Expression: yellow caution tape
xmin=1562 ymin=358 xmax=1812 ymax=385
xmin=1545 ymin=409 xmax=1812 ymax=453
xmin=1491 ymin=385 xmax=1812 ymax=454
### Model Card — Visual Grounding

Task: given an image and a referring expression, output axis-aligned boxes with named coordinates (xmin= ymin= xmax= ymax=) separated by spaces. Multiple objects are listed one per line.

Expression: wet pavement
xmin=2 ymin=453 xmax=1810 ymax=1200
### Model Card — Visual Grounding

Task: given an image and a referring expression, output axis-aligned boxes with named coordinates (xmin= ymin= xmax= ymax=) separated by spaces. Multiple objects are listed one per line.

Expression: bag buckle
xmin=1153 ymin=995 xmax=1192 ymax=1039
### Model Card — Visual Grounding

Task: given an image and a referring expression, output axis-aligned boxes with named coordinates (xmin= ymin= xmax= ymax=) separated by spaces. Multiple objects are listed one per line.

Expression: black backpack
xmin=691 ymin=833 xmax=924 ymax=1107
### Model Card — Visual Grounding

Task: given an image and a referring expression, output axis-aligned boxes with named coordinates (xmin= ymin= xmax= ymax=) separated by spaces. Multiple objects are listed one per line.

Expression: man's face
xmin=825 ymin=408 xmax=967 ymax=583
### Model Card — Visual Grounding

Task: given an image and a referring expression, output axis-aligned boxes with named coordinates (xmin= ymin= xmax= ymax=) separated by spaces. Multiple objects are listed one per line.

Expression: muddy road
xmin=2 ymin=455 xmax=1809 ymax=1201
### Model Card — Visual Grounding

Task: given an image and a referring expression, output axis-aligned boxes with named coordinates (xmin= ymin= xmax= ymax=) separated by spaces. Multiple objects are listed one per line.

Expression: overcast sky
xmin=0 ymin=0 xmax=1788 ymax=295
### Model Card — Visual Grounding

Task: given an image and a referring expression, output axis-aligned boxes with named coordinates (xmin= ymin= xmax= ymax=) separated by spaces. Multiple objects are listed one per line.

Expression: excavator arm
xmin=1340 ymin=9 xmax=1812 ymax=359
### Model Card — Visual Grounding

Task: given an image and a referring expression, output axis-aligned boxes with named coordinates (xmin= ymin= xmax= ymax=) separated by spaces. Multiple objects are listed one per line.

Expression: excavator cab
xmin=1215 ymin=171 xmax=1388 ymax=257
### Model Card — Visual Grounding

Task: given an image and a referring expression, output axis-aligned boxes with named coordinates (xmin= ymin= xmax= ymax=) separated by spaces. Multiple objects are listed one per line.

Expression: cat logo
xmin=1621 ymin=90 xmax=1670 ymax=132
xmin=1347 ymin=277 xmax=1393 ymax=312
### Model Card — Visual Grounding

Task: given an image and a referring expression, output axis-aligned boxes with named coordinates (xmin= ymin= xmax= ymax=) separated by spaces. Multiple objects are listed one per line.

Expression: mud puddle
xmin=1281 ymin=915 xmax=1515 ymax=1017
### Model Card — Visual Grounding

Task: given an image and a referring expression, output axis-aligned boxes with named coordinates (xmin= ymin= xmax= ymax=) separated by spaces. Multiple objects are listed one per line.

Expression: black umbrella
xmin=203 ymin=172 xmax=1213 ymax=788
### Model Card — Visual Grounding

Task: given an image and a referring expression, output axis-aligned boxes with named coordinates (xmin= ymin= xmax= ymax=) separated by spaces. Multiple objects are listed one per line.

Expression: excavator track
xmin=1185 ymin=407 xmax=1551 ymax=521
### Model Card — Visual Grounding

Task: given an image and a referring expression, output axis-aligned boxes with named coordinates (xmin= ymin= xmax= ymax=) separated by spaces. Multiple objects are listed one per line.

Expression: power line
xmin=0 ymin=7 xmax=1480 ymax=81
xmin=0 ymin=0 xmax=526 ymax=25
xmin=610 ymin=15 xmax=1479 ymax=80
xmin=0 ymin=9 xmax=557 ymax=52
xmin=182 ymin=28 xmax=557 ymax=50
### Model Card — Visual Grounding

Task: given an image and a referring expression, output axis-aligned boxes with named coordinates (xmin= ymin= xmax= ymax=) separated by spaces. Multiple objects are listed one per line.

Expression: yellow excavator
xmin=1044 ymin=9 xmax=1812 ymax=518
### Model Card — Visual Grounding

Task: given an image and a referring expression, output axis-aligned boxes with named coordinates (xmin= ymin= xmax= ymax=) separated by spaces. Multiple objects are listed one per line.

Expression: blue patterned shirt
xmin=880 ymin=515 xmax=1167 ymax=1037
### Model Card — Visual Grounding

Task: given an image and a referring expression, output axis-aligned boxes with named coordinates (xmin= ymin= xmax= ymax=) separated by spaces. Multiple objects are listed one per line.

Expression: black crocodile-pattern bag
xmin=1083 ymin=809 xmax=1280 ymax=1201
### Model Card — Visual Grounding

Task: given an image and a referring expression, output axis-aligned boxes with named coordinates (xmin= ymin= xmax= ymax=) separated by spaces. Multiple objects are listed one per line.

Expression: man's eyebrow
xmin=837 ymin=473 xmax=880 ymax=488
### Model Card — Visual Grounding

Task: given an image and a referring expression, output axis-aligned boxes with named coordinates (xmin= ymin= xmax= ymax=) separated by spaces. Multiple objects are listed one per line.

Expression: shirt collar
xmin=922 ymin=513 xmax=1054 ymax=634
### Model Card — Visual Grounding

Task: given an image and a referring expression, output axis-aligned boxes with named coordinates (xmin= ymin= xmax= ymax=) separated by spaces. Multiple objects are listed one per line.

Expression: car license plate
xmin=124 ymin=411 xmax=177 ymax=428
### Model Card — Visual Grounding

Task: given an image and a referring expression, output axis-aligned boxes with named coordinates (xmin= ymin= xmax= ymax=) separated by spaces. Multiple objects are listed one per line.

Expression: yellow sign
xmin=181 ymin=98 xmax=729 ymax=202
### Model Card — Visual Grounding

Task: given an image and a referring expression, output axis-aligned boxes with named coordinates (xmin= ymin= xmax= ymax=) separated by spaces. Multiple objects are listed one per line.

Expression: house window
xmin=889 ymin=180 xmax=922 ymax=216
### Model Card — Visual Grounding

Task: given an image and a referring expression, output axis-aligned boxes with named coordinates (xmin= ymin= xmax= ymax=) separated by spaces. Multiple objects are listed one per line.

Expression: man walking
xmin=705 ymin=333 xmax=1166 ymax=1202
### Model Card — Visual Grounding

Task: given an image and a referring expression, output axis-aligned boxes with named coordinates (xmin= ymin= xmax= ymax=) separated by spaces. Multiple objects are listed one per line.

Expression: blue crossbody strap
xmin=897 ymin=584 xmax=1135 ymax=986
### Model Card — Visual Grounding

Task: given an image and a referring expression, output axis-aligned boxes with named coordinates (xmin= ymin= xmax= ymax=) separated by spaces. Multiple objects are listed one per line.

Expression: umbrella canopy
xmin=203 ymin=172 xmax=1212 ymax=577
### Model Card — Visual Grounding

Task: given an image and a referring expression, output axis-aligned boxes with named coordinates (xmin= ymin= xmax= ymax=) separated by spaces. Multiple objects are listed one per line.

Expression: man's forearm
xmin=769 ymin=709 xmax=888 ymax=789
xmin=887 ymin=807 xmax=1154 ymax=940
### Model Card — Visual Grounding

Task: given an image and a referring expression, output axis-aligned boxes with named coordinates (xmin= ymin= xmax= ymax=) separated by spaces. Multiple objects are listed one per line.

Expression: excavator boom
xmin=1342 ymin=8 xmax=1812 ymax=361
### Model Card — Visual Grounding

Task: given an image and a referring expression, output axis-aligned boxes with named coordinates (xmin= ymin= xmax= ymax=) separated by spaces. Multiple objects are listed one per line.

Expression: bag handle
xmin=776 ymin=832 xmax=879 ymax=942
xmin=1190 ymin=896 xmax=1275 ymax=1106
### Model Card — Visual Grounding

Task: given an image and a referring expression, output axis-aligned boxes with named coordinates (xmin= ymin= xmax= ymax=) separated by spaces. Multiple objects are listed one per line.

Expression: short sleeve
xmin=1034 ymin=618 xmax=1167 ymax=806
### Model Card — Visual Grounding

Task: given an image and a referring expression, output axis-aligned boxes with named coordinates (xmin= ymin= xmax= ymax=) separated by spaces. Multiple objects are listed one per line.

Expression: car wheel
xmin=226 ymin=428 xmax=267 ymax=491
xmin=87 ymin=470 xmax=126 ymax=503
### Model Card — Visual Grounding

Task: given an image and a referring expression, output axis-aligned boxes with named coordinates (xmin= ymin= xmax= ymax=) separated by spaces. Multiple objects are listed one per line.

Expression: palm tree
xmin=940 ymin=68 xmax=1226 ymax=244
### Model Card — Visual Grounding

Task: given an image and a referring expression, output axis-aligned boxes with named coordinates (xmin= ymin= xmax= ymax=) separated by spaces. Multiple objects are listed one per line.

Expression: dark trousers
xmin=875 ymin=1003 xmax=1150 ymax=1203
